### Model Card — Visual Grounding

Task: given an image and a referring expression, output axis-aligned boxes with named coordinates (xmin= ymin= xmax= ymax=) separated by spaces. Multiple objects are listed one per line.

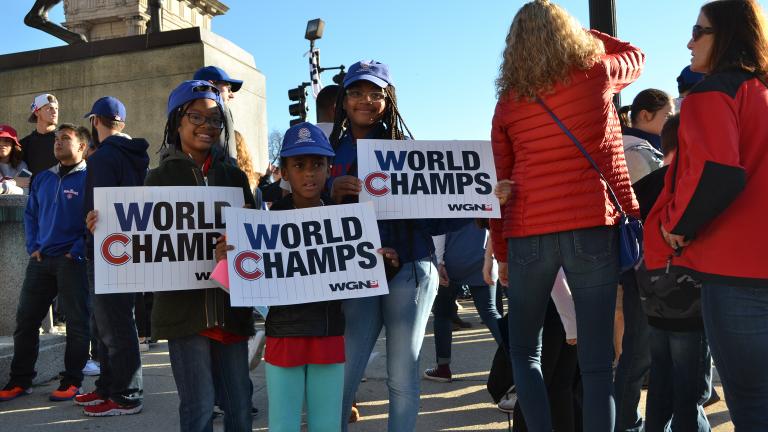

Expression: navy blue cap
xmin=677 ymin=66 xmax=705 ymax=93
xmin=193 ymin=66 xmax=243 ymax=92
xmin=280 ymin=122 xmax=335 ymax=158
xmin=84 ymin=96 xmax=126 ymax=122
xmin=166 ymin=80 xmax=223 ymax=116
xmin=343 ymin=60 xmax=391 ymax=89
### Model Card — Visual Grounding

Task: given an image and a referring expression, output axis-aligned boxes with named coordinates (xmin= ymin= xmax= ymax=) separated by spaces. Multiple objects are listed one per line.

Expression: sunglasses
xmin=692 ymin=25 xmax=714 ymax=41
xmin=192 ymin=84 xmax=221 ymax=95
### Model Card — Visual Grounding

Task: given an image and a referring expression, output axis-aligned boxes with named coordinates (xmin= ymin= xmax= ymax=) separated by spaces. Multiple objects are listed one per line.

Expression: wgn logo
xmin=329 ymin=280 xmax=380 ymax=292
xmin=447 ymin=203 xmax=493 ymax=212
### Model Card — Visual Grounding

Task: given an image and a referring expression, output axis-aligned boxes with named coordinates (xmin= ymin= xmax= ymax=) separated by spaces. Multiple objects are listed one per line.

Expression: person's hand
xmin=483 ymin=254 xmax=495 ymax=286
xmin=377 ymin=247 xmax=400 ymax=268
xmin=498 ymin=262 xmax=508 ymax=287
xmin=438 ymin=264 xmax=449 ymax=287
xmin=65 ymin=253 xmax=73 ymax=260
xmin=660 ymin=224 xmax=690 ymax=250
xmin=215 ymin=235 xmax=234 ymax=263
xmin=30 ymin=250 xmax=42 ymax=262
xmin=494 ymin=180 xmax=515 ymax=206
xmin=330 ymin=175 xmax=362 ymax=204
xmin=13 ymin=176 xmax=30 ymax=188
xmin=86 ymin=210 xmax=98 ymax=234
xmin=566 ymin=338 xmax=577 ymax=346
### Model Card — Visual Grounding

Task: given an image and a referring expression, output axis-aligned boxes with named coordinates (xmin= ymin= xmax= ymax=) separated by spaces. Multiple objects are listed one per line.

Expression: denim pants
xmin=614 ymin=270 xmax=652 ymax=432
xmin=341 ymin=258 xmax=438 ymax=432
xmin=433 ymin=283 xmax=503 ymax=364
xmin=88 ymin=261 xmax=143 ymax=405
xmin=10 ymin=255 xmax=90 ymax=388
xmin=168 ymin=334 xmax=252 ymax=432
xmin=506 ymin=226 xmax=619 ymax=432
xmin=701 ymin=282 xmax=768 ymax=431
xmin=646 ymin=327 xmax=711 ymax=432
xmin=266 ymin=363 xmax=344 ymax=432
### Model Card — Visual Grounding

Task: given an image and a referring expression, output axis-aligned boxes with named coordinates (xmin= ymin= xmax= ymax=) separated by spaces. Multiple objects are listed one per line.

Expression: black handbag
xmin=536 ymin=97 xmax=643 ymax=272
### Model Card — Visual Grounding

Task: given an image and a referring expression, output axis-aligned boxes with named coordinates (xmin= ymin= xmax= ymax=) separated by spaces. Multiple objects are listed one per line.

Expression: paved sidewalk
xmin=0 ymin=301 xmax=734 ymax=431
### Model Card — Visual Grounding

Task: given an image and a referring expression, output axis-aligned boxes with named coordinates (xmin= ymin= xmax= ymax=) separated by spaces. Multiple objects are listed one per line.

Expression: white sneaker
xmin=82 ymin=360 xmax=101 ymax=376
xmin=497 ymin=385 xmax=517 ymax=413
xmin=248 ymin=330 xmax=266 ymax=371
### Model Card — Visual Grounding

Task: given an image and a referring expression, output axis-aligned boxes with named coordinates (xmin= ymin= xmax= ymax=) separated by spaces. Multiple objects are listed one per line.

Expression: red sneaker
xmin=83 ymin=399 xmax=143 ymax=417
xmin=74 ymin=391 xmax=105 ymax=406
xmin=50 ymin=384 xmax=80 ymax=401
xmin=0 ymin=385 xmax=31 ymax=401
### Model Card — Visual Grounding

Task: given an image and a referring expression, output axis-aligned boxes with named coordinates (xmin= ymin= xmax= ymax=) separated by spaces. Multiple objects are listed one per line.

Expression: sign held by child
xmin=224 ymin=202 xmax=389 ymax=306
xmin=357 ymin=140 xmax=501 ymax=219
xmin=93 ymin=186 xmax=244 ymax=293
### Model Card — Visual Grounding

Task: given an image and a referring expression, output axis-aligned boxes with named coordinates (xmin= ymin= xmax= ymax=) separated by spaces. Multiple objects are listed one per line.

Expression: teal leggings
xmin=266 ymin=362 xmax=344 ymax=432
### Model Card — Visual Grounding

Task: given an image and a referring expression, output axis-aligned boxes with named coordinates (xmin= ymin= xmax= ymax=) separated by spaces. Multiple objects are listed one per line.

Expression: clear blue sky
xmin=2 ymin=1 xmax=764 ymax=140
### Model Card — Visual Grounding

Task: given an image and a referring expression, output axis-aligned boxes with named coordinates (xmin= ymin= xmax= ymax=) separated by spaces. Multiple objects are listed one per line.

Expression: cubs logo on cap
xmin=343 ymin=60 xmax=391 ymax=89
xmin=280 ymin=122 xmax=335 ymax=158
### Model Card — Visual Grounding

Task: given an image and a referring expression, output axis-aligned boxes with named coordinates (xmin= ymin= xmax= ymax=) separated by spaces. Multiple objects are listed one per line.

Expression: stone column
xmin=124 ymin=14 xmax=149 ymax=36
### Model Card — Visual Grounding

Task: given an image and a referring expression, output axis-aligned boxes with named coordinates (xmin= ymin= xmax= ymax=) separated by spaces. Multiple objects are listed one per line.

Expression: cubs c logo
xmin=101 ymin=233 xmax=131 ymax=266
xmin=234 ymin=251 xmax=263 ymax=281
xmin=363 ymin=171 xmax=390 ymax=196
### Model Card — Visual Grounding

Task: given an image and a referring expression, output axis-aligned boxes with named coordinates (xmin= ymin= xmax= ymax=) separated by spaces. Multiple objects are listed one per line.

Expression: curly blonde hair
xmin=235 ymin=131 xmax=259 ymax=188
xmin=496 ymin=0 xmax=605 ymax=100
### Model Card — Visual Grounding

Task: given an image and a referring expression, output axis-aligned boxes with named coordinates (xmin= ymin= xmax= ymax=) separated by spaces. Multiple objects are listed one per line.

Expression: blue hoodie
xmin=25 ymin=160 xmax=87 ymax=259
xmin=330 ymin=128 xmax=465 ymax=262
xmin=84 ymin=134 xmax=150 ymax=259
xmin=443 ymin=219 xmax=488 ymax=286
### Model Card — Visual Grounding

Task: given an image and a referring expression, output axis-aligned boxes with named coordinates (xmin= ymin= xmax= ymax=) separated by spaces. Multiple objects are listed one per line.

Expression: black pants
xmin=10 ymin=255 xmax=90 ymax=388
xmin=513 ymin=300 xmax=579 ymax=432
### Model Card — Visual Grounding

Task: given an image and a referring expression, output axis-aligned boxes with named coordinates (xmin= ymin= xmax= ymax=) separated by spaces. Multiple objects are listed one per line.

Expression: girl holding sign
xmin=327 ymin=60 xmax=463 ymax=431
xmin=146 ymin=80 xmax=257 ymax=432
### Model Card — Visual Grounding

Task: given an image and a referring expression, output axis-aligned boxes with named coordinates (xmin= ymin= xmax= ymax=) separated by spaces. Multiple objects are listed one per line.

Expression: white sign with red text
xmin=357 ymin=140 xmax=501 ymax=219
xmin=94 ymin=186 xmax=244 ymax=293
xmin=224 ymin=203 xmax=389 ymax=306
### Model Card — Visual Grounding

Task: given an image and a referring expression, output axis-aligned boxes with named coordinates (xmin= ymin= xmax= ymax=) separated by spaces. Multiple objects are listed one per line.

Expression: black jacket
xmin=264 ymin=195 xmax=345 ymax=338
xmin=145 ymin=146 xmax=256 ymax=340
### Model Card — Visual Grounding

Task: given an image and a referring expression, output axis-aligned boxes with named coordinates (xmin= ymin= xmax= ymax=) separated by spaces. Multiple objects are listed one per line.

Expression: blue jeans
xmin=10 ymin=255 xmax=90 ymax=388
xmin=88 ymin=261 xmax=143 ymax=406
xmin=341 ymin=258 xmax=438 ymax=432
xmin=433 ymin=283 xmax=502 ymax=363
xmin=614 ymin=270 xmax=652 ymax=432
xmin=506 ymin=226 xmax=619 ymax=432
xmin=168 ymin=334 xmax=252 ymax=432
xmin=646 ymin=327 xmax=711 ymax=432
xmin=702 ymin=283 xmax=768 ymax=431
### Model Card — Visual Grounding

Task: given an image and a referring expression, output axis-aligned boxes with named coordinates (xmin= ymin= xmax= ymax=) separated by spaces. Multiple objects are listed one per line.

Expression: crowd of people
xmin=0 ymin=0 xmax=767 ymax=431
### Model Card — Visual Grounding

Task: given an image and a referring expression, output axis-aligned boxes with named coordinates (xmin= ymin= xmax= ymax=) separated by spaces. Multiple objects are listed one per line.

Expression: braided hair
xmin=159 ymin=102 xmax=229 ymax=156
xmin=328 ymin=84 xmax=413 ymax=149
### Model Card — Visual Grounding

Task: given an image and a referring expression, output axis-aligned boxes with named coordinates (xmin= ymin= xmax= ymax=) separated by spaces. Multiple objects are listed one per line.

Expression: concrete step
xmin=0 ymin=334 xmax=66 ymax=386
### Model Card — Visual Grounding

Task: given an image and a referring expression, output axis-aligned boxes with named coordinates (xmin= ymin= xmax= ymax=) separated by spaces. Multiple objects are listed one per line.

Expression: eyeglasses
xmin=182 ymin=112 xmax=224 ymax=129
xmin=692 ymin=25 xmax=714 ymax=41
xmin=346 ymin=89 xmax=387 ymax=102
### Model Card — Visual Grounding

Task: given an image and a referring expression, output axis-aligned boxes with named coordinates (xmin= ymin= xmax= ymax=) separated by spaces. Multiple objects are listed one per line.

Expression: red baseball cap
xmin=0 ymin=125 xmax=19 ymax=146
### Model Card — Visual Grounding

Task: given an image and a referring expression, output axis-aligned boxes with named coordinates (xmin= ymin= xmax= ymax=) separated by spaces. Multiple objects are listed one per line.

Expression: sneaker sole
xmin=422 ymin=373 xmax=452 ymax=383
xmin=0 ymin=389 xmax=32 ymax=402
xmin=50 ymin=393 xmax=80 ymax=402
xmin=84 ymin=405 xmax=143 ymax=417
xmin=74 ymin=398 xmax=106 ymax=407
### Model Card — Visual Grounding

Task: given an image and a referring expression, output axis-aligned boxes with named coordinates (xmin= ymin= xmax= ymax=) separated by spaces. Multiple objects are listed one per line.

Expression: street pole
xmin=589 ymin=0 xmax=621 ymax=106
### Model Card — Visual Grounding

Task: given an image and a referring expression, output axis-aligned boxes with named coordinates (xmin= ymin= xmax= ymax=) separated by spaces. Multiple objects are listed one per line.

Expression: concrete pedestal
xmin=0 ymin=27 xmax=268 ymax=170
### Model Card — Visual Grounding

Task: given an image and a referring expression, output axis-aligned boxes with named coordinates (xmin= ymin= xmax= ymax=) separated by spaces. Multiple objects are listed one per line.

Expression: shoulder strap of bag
xmin=536 ymin=97 xmax=625 ymax=215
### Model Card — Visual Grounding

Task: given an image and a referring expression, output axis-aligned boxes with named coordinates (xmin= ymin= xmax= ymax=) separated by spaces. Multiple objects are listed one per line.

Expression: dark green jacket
xmin=145 ymin=146 xmax=256 ymax=340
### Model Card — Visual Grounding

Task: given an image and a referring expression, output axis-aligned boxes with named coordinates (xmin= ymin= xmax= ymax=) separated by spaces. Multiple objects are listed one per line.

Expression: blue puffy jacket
xmin=25 ymin=161 xmax=87 ymax=259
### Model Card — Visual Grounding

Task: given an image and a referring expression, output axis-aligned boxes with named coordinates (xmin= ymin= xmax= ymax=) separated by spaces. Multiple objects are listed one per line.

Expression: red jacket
xmin=491 ymin=31 xmax=642 ymax=262
xmin=644 ymin=70 xmax=768 ymax=287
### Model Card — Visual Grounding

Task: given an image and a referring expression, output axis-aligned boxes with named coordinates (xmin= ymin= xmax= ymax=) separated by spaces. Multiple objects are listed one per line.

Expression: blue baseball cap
xmin=84 ymin=96 xmax=126 ymax=122
xmin=193 ymin=66 xmax=243 ymax=92
xmin=343 ymin=60 xmax=391 ymax=89
xmin=280 ymin=122 xmax=335 ymax=158
xmin=166 ymin=80 xmax=223 ymax=116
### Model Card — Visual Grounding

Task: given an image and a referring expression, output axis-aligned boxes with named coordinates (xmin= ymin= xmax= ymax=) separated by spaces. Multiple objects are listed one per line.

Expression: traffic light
xmin=288 ymin=83 xmax=309 ymax=126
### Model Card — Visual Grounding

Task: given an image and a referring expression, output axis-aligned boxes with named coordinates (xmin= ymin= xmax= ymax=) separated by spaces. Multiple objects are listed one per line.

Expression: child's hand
xmin=215 ymin=235 xmax=234 ymax=262
xmin=86 ymin=210 xmax=98 ymax=234
xmin=377 ymin=247 xmax=400 ymax=269
xmin=331 ymin=175 xmax=362 ymax=204
xmin=494 ymin=179 xmax=515 ymax=206
xmin=438 ymin=264 xmax=449 ymax=287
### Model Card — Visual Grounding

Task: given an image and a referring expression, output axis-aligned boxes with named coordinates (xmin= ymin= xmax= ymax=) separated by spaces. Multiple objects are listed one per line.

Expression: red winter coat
xmin=490 ymin=31 xmax=642 ymax=262
xmin=644 ymin=70 xmax=768 ymax=287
